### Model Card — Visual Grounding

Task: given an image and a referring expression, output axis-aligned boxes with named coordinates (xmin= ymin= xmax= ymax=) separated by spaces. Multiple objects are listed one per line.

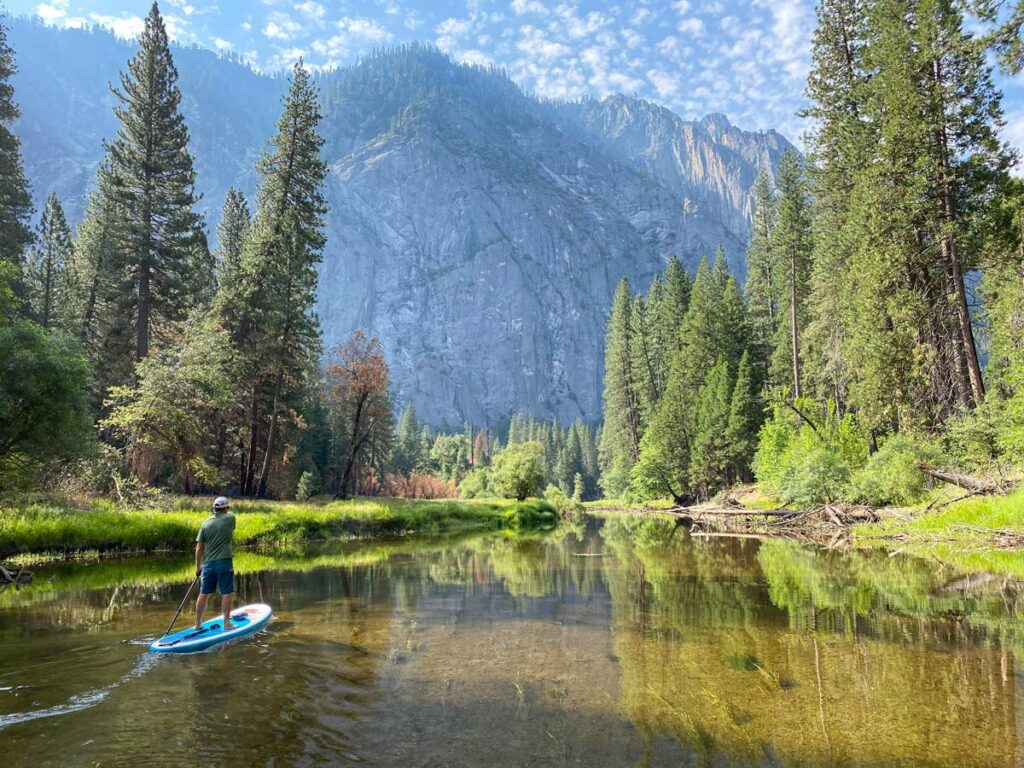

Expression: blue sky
xmin=8 ymin=0 xmax=1024 ymax=153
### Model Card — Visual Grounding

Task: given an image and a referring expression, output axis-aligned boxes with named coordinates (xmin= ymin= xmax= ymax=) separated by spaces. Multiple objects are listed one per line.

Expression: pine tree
xmin=217 ymin=61 xmax=327 ymax=497
xmin=27 ymin=193 xmax=73 ymax=331
xmin=599 ymin=278 xmax=643 ymax=496
xmin=70 ymin=164 xmax=131 ymax=389
xmin=744 ymin=170 xmax=779 ymax=377
xmin=393 ymin=403 xmax=423 ymax=474
xmin=768 ymin=150 xmax=813 ymax=399
xmin=802 ymin=0 xmax=870 ymax=412
xmin=104 ymin=2 xmax=207 ymax=361
xmin=726 ymin=349 xmax=760 ymax=481
xmin=689 ymin=357 xmax=734 ymax=499
xmin=0 ymin=18 xmax=33 ymax=308
xmin=215 ymin=186 xmax=250 ymax=288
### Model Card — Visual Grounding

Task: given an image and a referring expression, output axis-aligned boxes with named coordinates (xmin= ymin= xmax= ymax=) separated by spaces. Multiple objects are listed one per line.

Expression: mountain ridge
xmin=8 ymin=19 xmax=796 ymax=427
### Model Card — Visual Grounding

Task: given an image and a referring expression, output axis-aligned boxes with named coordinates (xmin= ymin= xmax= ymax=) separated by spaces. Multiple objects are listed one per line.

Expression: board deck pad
xmin=150 ymin=603 xmax=272 ymax=653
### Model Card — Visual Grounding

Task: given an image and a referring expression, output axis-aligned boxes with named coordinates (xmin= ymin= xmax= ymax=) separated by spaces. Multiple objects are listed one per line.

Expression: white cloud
xmin=517 ymin=25 xmax=570 ymax=62
xmin=672 ymin=1 xmax=690 ymax=14
xmin=266 ymin=46 xmax=306 ymax=71
xmin=677 ymin=17 xmax=705 ymax=38
xmin=35 ymin=0 xmax=68 ymax=23
xmin=263 ymin=13 xmax=304 ymax=40
xmin=338 ymin=17 xmax=391 ymax=41
xmin=89 ymin=13 xmax=145 ymax=39
xmin=622 ymin=28 xmax=644 ymax=49
xmin=631 ymin=8 xmax=652 ymax=25
xmin=295 ymin=1 xmax=325 ymax=21
xmin=648 ymin=68 xmax=681 ymax=99
xmin=240 ymin=20 xmax=252 ymax=31
xmin=163 ymin=15 xmax=191 ymax=42
xmin=511 ymin=0 xmax=550 ymax=16
xmin=213 ymin=36 xmax=233 ymax=51
xmin=458 ymin=49 xmax=495 ymax=67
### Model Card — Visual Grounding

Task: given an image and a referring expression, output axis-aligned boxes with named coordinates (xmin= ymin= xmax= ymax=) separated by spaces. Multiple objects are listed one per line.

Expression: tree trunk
xmin=243 ymin=383 xmax=260 ymax=496
xmin=336 ymin=395 xmax=368 ymax=500
xmin=137 ymin=260 xmax=150 ymax=360
xmin=932 ymin=58 xmax=984 ymax=406
xmin=790 ymin=247 xmax=802 ymax=400
xmin=255 ymin=370 xmax=284 ymax=499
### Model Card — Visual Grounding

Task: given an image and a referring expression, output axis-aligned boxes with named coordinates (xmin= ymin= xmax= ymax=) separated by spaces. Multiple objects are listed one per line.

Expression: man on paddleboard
xmin=194 ymin=496 xmax=237 ymax=631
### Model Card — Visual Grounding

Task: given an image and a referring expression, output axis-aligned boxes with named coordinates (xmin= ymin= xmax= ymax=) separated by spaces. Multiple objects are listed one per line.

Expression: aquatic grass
xmin=0 ymin=495 xmax=557 ymax=558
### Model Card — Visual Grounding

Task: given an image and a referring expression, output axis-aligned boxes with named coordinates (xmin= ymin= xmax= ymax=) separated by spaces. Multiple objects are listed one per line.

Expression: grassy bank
xmin=0 ymin=495 xmax=557 ymax=558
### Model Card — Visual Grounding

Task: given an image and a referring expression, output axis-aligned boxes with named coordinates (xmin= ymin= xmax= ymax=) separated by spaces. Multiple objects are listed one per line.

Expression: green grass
xmin=852 ymin=487 xmax=1024 ymax=578
xmin=0 ymin=495 xmax=557 ymax=558
xmin=856 ymin=487 xmax=1024 ymax=540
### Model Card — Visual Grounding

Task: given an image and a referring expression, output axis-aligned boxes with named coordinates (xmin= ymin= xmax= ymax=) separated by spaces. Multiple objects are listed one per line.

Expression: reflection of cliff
xmin=601 ymin=525 xmax=1022 ymax=767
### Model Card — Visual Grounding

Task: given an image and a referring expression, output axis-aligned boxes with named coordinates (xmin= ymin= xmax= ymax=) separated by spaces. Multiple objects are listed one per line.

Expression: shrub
xmin=543 ymin=483 xmax=583 ymax=518
xmin=458 ymin=467 xmax=491 ymax=498
xmin=785 ymin=446 xmax=851 ymax=507
xmin=381 ymin=471 xmax=457 ymax=499
xmin=849 ymin=434 xmax=938 ymax=507
xmin=295 ymin=470 xmax=320 ymax=502
xmin=490 ymin=441 xmax=545 ymax=501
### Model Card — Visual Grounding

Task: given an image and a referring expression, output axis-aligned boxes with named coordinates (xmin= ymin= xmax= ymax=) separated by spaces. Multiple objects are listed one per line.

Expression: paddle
xmin=161 ymin=572 xmax=201 ymax=640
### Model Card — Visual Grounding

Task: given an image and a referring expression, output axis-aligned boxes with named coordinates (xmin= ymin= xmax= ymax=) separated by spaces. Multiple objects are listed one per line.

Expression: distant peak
xmin=701 ymin=113 xmax=732 ymax=130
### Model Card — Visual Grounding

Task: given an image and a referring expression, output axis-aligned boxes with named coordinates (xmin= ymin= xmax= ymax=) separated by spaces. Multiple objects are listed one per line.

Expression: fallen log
xmin=916 ymin=463 xmax=1004 ymax=494
xmin=0 ymin=564 xmax=32 ymax=586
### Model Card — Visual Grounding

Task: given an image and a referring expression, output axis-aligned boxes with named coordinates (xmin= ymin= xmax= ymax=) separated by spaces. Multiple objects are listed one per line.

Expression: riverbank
xmin=0 ymin=495 xmax=557 ymax=559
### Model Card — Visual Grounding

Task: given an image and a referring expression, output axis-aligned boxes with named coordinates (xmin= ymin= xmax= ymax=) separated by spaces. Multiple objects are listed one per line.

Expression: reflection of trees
xmin=758 ymin=540 xmax=1024 ymax=647
xmin=601 ymin=523 xmax=1022 ymax=767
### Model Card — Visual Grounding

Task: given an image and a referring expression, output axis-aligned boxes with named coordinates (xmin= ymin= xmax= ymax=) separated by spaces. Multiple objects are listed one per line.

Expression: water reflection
xmin=1 ymin=518 xmax=1022 ymax=766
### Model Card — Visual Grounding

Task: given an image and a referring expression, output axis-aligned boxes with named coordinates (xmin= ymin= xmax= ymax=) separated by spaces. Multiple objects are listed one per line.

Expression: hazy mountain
xmin=8 ymin=20 xmax=794 ymax=427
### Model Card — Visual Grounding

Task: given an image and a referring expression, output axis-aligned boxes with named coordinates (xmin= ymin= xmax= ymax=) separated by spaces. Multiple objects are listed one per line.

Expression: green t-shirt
xmin=197 ymin=512 xmax=235 ymax=563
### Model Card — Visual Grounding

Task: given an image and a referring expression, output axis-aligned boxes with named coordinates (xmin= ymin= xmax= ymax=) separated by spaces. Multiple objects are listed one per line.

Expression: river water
xmin=1 ymin=515 xmax=1022 ymax=767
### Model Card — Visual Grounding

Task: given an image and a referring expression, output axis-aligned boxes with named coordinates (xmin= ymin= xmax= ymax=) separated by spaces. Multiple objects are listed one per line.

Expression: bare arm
xmin=195 ymin=542 xmax=205 ymax=575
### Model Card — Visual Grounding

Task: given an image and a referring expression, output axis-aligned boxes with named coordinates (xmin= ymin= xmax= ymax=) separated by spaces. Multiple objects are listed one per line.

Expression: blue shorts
xmin=200 ymin=558 xmax=234 ymax=595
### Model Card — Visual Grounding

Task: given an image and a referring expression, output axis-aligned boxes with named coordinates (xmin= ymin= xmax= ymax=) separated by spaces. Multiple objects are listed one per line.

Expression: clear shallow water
xmin=2 ymin=516 xmax=1023 ymax=767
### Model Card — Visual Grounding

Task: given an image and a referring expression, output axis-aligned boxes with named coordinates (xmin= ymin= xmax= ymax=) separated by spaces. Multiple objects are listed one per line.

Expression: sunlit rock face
xmin=11 ymin=25 xmax=794 ymax=427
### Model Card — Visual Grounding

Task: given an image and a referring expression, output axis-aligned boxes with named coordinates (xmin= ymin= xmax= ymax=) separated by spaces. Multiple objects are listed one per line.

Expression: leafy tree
xmin=327 ymin=331 xmax=393 ymax=499
xmin=0 ymin=320 xmax=91 ymax=485
xmin=429 ymin=432 xmax=472 ymax=482
xmin=490 ymin=441 xmax=545 ymax=501
xmin=26 ymin=193 xmax=73 ymax=331
xmin=103 ymin=317 xmax=236 ymax=492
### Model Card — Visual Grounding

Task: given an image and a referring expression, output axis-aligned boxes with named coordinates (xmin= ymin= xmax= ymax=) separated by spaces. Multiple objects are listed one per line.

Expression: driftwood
xmin=0 ymin=564 xmax=32 ymax=587
xmin=597 ymin=501 xmax=880 ymax=546
xmin=916 ymin=463 xmax=1004 ymax=494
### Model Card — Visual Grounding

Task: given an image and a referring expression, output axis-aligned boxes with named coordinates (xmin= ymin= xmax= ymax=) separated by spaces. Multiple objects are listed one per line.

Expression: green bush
xmin=753 ymin=399 xmax=868 ymax=507
xmin=543 ymin=483 xmax=583 ymax=518
xmin=786 ymin=446 xmax=851 ymax=506
xmin=849 ymin=434 xmax=938 ymax=507
xmin=295 ymin=470 xmax=320 ymax=502
xmin=458 ymin=467 xmax=491 ymax=498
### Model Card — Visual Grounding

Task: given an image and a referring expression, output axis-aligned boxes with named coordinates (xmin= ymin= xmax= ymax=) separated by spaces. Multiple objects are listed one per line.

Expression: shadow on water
xmin=2 ymin=517 xmax=1024 ymax=766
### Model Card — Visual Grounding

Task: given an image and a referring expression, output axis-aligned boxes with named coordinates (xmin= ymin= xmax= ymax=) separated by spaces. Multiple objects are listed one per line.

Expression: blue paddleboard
xmin=149 ymin=603 xmax=272 ymax=653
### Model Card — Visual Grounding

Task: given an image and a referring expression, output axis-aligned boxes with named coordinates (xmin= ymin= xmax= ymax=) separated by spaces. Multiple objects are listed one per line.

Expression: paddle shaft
xmin=164 ymin=573 xmax=201 ymax=638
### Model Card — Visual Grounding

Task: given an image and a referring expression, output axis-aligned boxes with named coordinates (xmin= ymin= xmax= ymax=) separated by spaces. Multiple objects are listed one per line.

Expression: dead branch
xmin=915 ymin=463 xmax=1005 ymax=494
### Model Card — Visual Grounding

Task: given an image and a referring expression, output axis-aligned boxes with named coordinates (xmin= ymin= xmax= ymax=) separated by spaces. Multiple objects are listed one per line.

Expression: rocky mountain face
xmin=9 ymin=22 xmax=794 ymax=427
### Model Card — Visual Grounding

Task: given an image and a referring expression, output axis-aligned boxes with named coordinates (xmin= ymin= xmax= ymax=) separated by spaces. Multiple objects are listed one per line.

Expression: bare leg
xmin=195 ymin=593 xmax=210 ymax=629
xmin=221 ymin=593 xmax=234 ymax=629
